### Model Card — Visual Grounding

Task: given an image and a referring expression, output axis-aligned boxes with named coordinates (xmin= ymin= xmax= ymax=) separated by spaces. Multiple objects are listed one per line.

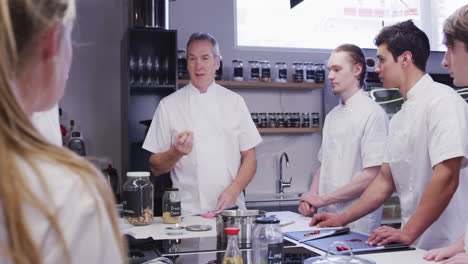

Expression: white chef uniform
xmin=318 ymin=89 xmax=389 ymax=234
xmin=465 ymin=224 xmax=468 ymax=252
xmin=385 ymin=74 xmax=468 ymax=250
xmin=143 ymin=82 xmax=262 ymax=216
xmin=31 ymin=104 xmax=62 ymax=146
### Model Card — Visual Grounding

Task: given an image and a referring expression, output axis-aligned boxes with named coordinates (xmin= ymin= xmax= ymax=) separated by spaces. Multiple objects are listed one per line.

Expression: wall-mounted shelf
xmin=258 ymin=127 xmax=322 ymax=134
xmin=178 ymin=79 xmax=326 ymax=90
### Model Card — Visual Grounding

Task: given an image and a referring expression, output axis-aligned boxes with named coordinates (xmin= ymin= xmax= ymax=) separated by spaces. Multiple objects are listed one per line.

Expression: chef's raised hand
xmin=298 ymin=201 xmax=315 ymax=216
xmin=173 ymin=131 xmax=193 ymax=155
xmin=366 ymin=225 xmax=412 ymax=246
xmin=309 ymin=213 xmax=342 ymax=227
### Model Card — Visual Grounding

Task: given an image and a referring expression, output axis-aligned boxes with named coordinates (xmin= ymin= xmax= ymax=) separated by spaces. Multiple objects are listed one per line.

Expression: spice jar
xmin=275 ymin=62 xmax=287 ymax=83
xmin=259 ymin=113 xmax=267 ymax=128
xmin=268 ymin=112 xmax=277 ymax=128
xmin=259 ymin=60 xmax=271 ymax=82
xmin=276 ymin=113 xmax=284 ymax=128
xmin=312 ymin=112 xmax=320 ymax=127
xmin=315 ymin=63 xmax=326 ymax=83
xmin=284 ymin=113 xmax=292 ymax=128
xmin=248 ymin=60 xmax=260 ymax=81
xmin=123 ymin=171 xmax=154 ymax=226
xmin=252 ymin=217 xmax=283 ymax=264
xmin=251 ymin=113 xmax=259 ymax=127
xmin=292 ymin=112 xmax=301 ymax=128
xmin=301 ymin=112 xmax=310 ymax=127
xmin=305 ymin=62 xmax=315 ymax=83
xmin=162 ymin=188 xmax=181 ymax=224
xmin=292 ymin=62 xmax=304 ymax=83
xmin=232 ymin=59 xmax=244 ymax=81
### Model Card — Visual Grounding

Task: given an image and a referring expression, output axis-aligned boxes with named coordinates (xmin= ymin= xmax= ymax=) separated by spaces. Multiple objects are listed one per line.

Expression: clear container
xmin=232 ymin=60 xmax=244 ymax=81
xmin=259 ymin=113 xmax=267 ymax=128
xmin=284 ymin=113 xmax=292 ymax=128
xmin=162 ymin=188 xmax=181 ymax=224
xmin=315 ymin=63 xmax=326 ymax=83
xmin=305 ymin=62 xmax=315 ymax=83
xmin=275 ymin=62 xmax=288 ymax=83
xmin=267 ymin=112 xmax=277 ymax=128
xmin=252 ymin=217 xmax=283 ymax=264
xmin=223 ymin=228 xmax=244 ymax=264
xmin=123 ymin=171 xmax=154 ymax=226
xmin=259 ymin=60 xmax=271 ymax=82
xmin=312 ymin=112 xmax=320 ymax=127
xmin=292 ymin=62 xmax=304 ymax=83
xmin=249 ymin=60 xmax=260 ymax=81
xmin=276 ymin=113 xmax=284 ymax=128
xmin=292 ymin=112 xmax=301 ymax=128
xmin=301 ymin=112 xmax=310 ymax=127
xmin=251 ymin=113 xmax=259 ymax=127
xmin=177 ymin=50 xmax=188 ymax=80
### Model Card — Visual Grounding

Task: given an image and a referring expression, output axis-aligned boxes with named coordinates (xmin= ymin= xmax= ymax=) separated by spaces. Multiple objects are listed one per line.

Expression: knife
xmin=298 ymin=227 xmax=350 ymax=243
xmin=340 ymin=243 xmax=410 ymax=254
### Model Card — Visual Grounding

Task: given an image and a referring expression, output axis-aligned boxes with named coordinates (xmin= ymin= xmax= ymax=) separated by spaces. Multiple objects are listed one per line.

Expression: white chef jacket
xmin=318 ymin=89 xmax=389 ymax=234
xmin=143 ymin=82 xmax=262 ymax=215
xmin=31 ymin=104 xmax=62 ymax=146
xmin=465 ymin=223 xmax=468 ymax=252
xmin=384 ymin=74 xmax=468 ymax=250
xmin=0 ymin=157 xmax=124 ymax=264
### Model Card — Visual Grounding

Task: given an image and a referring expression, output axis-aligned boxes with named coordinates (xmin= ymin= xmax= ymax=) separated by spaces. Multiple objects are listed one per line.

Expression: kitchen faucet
xmin=279 ymin=152 xmax=292 ymax=194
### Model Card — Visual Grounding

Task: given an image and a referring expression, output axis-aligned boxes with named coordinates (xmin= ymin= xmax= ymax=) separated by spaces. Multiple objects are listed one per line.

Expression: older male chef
xmin=143 ymin=32 xmax=262 ymax=216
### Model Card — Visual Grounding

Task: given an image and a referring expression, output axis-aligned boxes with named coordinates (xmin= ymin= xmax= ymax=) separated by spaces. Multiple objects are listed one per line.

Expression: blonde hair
xmin=0 ymin=1 xmax=126 ymax=263
xmin=443 ymin=4 xmax=468 ymax=51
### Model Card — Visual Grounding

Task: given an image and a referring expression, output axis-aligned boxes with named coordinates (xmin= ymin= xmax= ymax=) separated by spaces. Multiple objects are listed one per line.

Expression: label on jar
xmin=267 ymin=243 xmax=283 ymax=264
xmin=315 ymin=70 xmax=325 ymax=82
xmin=306 ymin=70 xmax=315 ymax=80
xmin=294 ymin=70 xmax=304 ymax=81
xmin=234 ymin=67 xmax=243 ymax=78
xmin=261 ymin=68 xmax=271 ymax=78
xmin=169 ymin=201 xmax=181 ymax=216
xmin=251 ymin=68 xmax=260 ymax=78
xmin=278 ymin=69 xmax=287 ymax=79
xmin=122 ymin=190 xmax=142 ymax=217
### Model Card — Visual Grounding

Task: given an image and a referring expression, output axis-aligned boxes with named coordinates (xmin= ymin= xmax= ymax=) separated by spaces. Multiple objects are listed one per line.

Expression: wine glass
xmin=129 ymin=55 xmax=136 ymax=84
xmin=137 ymin=56 xmax=144 ymax=85
xmin=145 ymin=55 xmax=153 ymax=85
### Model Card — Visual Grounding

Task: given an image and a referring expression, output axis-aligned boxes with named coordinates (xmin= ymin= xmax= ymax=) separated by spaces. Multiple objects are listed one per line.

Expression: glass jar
xmin=312 ymin=112 xmax=320 ymax=127
xmin=292 ymin=112 xmax=301 ymax=128
xmin=251 ymin=113 xmax=259 ymax=127
xmin=315 ymin=63 xmax=326 ymax=83
xmin=292 ymin=62 xmax=304 ymax=83
xmin=249 ymin=60 xmax=260 ymax=81
xmin=301 ymin=112 xmax=310 ymax=127
xmin=276 ymin=113 xmax=284 ymax=128
xmin=232 ymin=59 xmax=244 ymax=81
xmin=259 ymin=113 xmax=267 ymax=128
xmin=252 ymin=217 xmax=283 ymax=264
xmin=177 ymin=50 xmax=188 ymax=80
xmin=123 ymin=171 xmax=154 ymax=226
xmin=259 ymin=60 xmax=271 ymax=82
xmin=267 ymin=112 xmax=277 ymax=128
xmin=284 ymin=113 xmax=292 ymax=128
xmin=162 ymin=188 xmax=181 ymax=224
xmin=275 ymin=62 xmax=288 ymax=83
xmin=305 ymin=62 xmax=315 ymax=83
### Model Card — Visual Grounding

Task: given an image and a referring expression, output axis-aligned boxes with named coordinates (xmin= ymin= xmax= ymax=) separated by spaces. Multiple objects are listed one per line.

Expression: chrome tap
xmin=279 ymin=152 xmax=292 ymax=194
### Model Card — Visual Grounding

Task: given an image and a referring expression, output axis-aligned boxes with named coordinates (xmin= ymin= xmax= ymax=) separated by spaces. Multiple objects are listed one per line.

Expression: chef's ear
xmin=353 ymin=63 xmax=363 ymax=79
xmin=400 ymin=51 xmax=413 ymax=68
xmin=214 ymin=55 xmax=221 ymax=70
xmin=40 ymin=22 xmax=61 ymax=62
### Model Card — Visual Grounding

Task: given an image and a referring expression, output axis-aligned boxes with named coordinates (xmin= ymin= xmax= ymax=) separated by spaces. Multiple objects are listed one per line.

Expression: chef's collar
xmin=188 ymin=81 xmax=217 ymax=95
xmin=406 ymin=74 xmax=431 ymax=101
xmin=339 ymin=89 xmax=364 ymax=106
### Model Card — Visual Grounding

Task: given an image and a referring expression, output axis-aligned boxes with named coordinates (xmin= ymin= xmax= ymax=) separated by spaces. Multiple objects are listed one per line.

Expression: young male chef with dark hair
xmin=143 ymin=32 xmax=262 ymax=216
xmin=310 ymin=20 xmax=468 ymax=250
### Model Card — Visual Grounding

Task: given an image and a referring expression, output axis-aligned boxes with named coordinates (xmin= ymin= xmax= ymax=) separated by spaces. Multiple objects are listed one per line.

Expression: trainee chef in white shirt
xmin=298 ymin=44 xmax=388 ymax=234
xmin=310 ymin=20 xmax=468 ymax=250
xmin=143 ymin=32 xmax=262 ymax=216
xmin=424 ymin=5 xmax=468 ymax=262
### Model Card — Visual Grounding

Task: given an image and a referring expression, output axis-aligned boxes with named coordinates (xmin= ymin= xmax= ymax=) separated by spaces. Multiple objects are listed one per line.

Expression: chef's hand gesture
xmin=173 ymin=131 xmax=193 ymax=155
xmin=215 ymin=187 xmax=238 ymax=211
xmin=366 ymin=226 xmax=412 ymax=246
xmin=300 ymin=192 xmax=326 ymax=208
xmin=298 ymin=201 xmax=315 ymax=216
xmin=309 ymin=213 xmax=343 ymax=227
xmin=441 ymin=253 xmax=468 ymax=264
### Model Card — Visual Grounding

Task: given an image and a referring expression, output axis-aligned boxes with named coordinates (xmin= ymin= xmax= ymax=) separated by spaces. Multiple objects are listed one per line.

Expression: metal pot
xmin=216 ymin=209 xmax=266 ymax=244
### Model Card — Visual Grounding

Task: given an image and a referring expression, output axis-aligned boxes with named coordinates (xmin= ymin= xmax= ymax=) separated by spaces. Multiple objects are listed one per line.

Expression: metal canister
xmin=216 ymin=210 xmax=266 ymax=244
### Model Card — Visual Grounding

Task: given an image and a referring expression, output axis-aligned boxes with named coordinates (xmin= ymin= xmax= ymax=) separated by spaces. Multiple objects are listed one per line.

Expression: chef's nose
xmin=441 ymin=52 xmax=449 ymax=69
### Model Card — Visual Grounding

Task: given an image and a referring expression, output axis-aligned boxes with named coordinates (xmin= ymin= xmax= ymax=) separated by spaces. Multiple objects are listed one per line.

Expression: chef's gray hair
xmin=186 ymin=32 xmax=221 ymax=57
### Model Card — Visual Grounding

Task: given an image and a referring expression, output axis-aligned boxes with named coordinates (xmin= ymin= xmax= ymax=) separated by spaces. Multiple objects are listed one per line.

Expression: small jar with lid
xmin=232 ymin=60 xmax=244 ymax=81
xmin=259 ymin=61 xmax=271 ymax=82
xmin=292 ymin=112 xmax=301 ymax=128
xmin=304 ymin=62 xmax=315 ymax=83
xmin=162 ymin=188 xmax=181 ymax=224
xmin=312 ymin=112 xmax=320 ymax=127
xmin=259 ymin=113 xmax=267 ymax=128
xmin=276 ymin=113 xmax=284 ymax=128
xmin=284 ymin=113 xmax=292 ymax=128
xmin=123 ymin=171 xmax=154 ymax=226
xmin=251 ymin=113 xmax=259 ymax=127
xmin=292 ymin=62 xmax=304 ymax=83
xmin=267 ymin=113 xmax=277 ymax=128
xmin=301 ymin=113 xmax=310 ymax=127
xmin=252 ymin=217 xmax=283 ymax=264
xmin=275 ymin=62 xmax=288 ymax=83
xmin=248 ymin=60 xmax=260 ymax=81
xmin=315 ymin=63 xmax=326 ymax=83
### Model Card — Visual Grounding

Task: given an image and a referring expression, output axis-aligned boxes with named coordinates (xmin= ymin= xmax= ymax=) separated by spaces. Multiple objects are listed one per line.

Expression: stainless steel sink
xmin=245 ymin=192 xmax=302 ymax=202
xmin=272 ymin=193 xmax=301 ymax=200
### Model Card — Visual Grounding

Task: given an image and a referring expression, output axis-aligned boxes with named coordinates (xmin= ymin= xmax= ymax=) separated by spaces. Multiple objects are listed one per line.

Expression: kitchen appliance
xmin=216 ymin=210 xmax=266 ymax=244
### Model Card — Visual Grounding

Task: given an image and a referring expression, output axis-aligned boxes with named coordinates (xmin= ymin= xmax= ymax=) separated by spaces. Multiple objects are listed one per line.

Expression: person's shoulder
xmin=160 ymin=86 xmax=189 ymax=105
xmin=427 ymin=81 xmax=465 ymax=105
xmin=215 ymin=83 xmax=242 ymax=98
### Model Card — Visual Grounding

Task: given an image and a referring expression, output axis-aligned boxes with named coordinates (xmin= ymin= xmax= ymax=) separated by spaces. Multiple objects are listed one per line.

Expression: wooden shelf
xmin=258 ymin=127 xmax=322 ymax=134
xmin=178 ymin=79 xmax=326 ymax=90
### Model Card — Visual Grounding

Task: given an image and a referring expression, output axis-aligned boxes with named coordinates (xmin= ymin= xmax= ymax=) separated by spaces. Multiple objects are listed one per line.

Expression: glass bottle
xmin=305 ymin=62 xmax=315 ymax=83
xmin=312 ymin=112 xmax=320 ymax=127
xmin=232 ymin=60 xmax=244 ymax=81
xmin=301 ymin=113 xmax=310 ymax=127
xmin=315 ymin=63 xmax=326 ymax=83
xmin=259 ymin=60 xmax=271 ymax=82
xmin=252 ymin=217 xmax=283 ymax=264
xmin=123 ymin=171 xmax=154 ymax=226
xmin=259 ymin=113 xmax=267 ymax=128
xmin=249 ymin=60 xmax=260 ymax=81
xmin=251 ymin=113 xmax=259 ymax=127
xmin=275 ymin=62 xmax=287 ymax=83
xmin=267 ymin=112 xmax=277 ymax=128
xmin=276 ymin=113 xmax=284 ymax=128
xmin=162 ymin=188 xmax=181 ymax=224
xmin=222 ymin=228 xmax=244 ymax=264
xmin=292 ymin=62 xmax=304 ymax=83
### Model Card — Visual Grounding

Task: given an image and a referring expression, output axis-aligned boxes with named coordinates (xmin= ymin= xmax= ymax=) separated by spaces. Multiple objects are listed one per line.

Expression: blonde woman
xmin=0 ymin=1 xmax=126 ymax=264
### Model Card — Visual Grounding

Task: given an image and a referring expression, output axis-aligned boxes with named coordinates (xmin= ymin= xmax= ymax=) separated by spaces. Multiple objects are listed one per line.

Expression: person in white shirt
xmin=424 ymin=5 xmax=468 ymax=263
xmin=298 ymin=44 xmax=388 ymax=234
xmin=31 ymin=104 xmax=62 ymax=146
xmin=310 ymin=20 xmax=468 ymax=250
xmin=143 ymin=32 xmax=262 ymax=215
xmin=0 ymin=1 xmax=126 ymax=263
